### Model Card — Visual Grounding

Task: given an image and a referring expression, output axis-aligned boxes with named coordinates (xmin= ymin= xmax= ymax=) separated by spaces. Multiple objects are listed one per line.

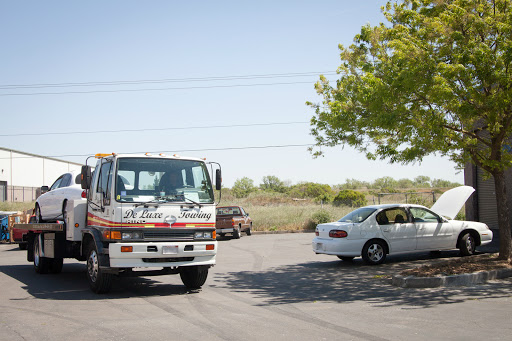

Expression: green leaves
xmin=309 ymin=0 xmax=512 ymax=175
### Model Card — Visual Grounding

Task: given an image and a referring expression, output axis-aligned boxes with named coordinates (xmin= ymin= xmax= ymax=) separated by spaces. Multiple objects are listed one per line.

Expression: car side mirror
xmin=81 ymin=165 xmax=92 ymax=190
xmin=40 ymin=186 xmax=49 ymax=194
xmin=215 ymin=169 xmax=222 ymax=191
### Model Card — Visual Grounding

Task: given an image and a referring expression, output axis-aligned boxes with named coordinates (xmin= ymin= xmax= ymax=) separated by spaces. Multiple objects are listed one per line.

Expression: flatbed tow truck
xmin=14 ymin=152 xmax=222 ymax=293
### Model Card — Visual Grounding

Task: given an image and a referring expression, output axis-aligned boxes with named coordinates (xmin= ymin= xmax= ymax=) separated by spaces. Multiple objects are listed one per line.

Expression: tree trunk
xmin=493 ymin=171 xmax=512 ymax=261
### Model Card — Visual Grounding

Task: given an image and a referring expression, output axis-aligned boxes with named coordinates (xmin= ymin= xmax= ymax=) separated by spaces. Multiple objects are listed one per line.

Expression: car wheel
xmin=35 ymin=204 xmax=44 ymax=223
xmin=62 ymin=200 xmax=68 ymax=222
xmin=233 ymin=227 xmax=241 ymax=239
xmin=86 ymin=242 xmax=113 ymax=294
xmin=180 ymin=265 xmax=209 ymax=289
xmin=33 ymin=236 xmax=50 ymax=274
xmin=337 ymin=256 xmax=354 ymax=262
xmin=362 ymin=240 xmax=386 ymax=265
xmin=459 ymin=232 xmax=476 ymax=256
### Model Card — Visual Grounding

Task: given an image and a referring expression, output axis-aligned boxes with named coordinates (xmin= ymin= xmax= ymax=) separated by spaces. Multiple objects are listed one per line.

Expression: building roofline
xmin=0 ymin=146 xmax=84 ymax=166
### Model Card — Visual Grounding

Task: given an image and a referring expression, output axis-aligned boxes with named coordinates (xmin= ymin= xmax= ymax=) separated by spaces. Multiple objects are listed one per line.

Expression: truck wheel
xmin=33 ymin=236 xmax=50 ymax=274
xmin=233 ymin=227 xmax=241 ymax=239
xmin=246 ymin=223 xmax=252 ymax=236
xmin=19 ymin=243 xmax=27 ymax=250
xmin=180 ymin=265 xmax=209 ymax=289
xmin=86 ymin=243 xmax=113 ymax=294
xmin=50 ymin=258 xmax=64 ymax=274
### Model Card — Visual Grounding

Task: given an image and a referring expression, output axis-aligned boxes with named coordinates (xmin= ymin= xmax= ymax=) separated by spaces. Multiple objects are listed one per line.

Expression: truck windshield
xmin=115 ymin=158 xmax=214 ymax=204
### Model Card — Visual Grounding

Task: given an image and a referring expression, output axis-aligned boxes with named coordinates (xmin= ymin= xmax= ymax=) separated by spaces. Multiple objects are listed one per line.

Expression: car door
xmin=239 ymin=207 xmax=250 ymax=229
xmin=377 ymin=207 xmax=416 ymax=252
xmin=44 ymin=175 xmax=65 ymax=219
xmin=410 ymin=207 xmax=453 ymax=250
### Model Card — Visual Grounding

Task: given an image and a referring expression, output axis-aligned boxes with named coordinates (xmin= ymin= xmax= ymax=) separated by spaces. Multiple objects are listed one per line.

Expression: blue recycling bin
xmin=0 ymin=216 xmax=9 ymax=241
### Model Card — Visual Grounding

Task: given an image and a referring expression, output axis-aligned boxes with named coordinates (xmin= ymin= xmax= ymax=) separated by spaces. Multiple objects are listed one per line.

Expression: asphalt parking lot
xmin=1 ymin=233 xmax=511 ymax=341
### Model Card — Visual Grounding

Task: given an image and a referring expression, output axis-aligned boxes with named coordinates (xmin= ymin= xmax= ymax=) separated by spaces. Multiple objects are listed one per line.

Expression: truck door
xmin=88 ymin=159 xmax=114 ymax=225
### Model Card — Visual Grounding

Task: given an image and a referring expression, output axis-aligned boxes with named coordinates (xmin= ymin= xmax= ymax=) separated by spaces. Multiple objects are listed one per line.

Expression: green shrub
xmin=304 ymin=209 xmax=333 ymax=230
xmin=333 ymin=190 xmax=368 ymax=207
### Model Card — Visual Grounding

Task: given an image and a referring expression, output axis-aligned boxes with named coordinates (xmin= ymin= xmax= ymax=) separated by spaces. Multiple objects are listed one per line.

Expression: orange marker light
xmin=121 ymin=246 xmax=133 ymax=252
xmin=206 ymin=244 xmax=215 ymax=251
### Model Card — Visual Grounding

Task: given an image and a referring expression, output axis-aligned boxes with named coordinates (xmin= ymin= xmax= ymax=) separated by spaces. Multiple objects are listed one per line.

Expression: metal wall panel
xmin=476 ymin=167 xmax=499 ymax=229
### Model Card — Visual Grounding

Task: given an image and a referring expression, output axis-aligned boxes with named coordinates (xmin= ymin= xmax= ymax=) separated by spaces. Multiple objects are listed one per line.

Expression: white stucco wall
xmin=0 ymin=148 xmax=83 ymax=188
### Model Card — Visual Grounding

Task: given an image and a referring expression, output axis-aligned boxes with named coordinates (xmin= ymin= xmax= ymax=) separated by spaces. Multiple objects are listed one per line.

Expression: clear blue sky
xmin=0 ymin=1 xmax=464 ymax=188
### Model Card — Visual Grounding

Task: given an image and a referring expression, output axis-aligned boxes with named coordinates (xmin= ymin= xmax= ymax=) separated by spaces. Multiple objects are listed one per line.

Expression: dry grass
xmin=0 ymin=201 xmax=34 ymax=213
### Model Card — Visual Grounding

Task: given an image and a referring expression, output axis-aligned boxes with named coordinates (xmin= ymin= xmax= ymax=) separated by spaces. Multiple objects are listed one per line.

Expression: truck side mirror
xmin=81 ymin=166 xmax=92 ymax=190
xmin=215 ymin=169 xmax=222 ymax=191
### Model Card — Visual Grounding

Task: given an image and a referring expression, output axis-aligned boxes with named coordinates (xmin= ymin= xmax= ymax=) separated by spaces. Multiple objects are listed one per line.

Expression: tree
xmin=308 ymin=0 xmax=512 ymax=260
xmin=232 ymin=177 xmax=256 ymax=198
xmin=413 ymin=175 xmax=432 ymax=188
xmin=289 ymin=182 xmax=334 ymax=200
xmin=373 ymin=176 xmax=398 ymax=189
xmin=260 ymin=175 xmax=287 ymax=193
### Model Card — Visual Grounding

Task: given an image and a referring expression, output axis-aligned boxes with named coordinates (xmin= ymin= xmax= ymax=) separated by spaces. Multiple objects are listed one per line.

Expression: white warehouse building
xmin=0 ymin=147 xmax=83 ymax=202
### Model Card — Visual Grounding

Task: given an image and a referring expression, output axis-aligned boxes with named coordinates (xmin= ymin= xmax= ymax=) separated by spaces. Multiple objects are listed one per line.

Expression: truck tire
xmin=180 ymin=265 xmax=209 ymax=289
xmin=50 ymin=258 xmax=64 ymax=274
xmin=33 ymin=236 xmax=50 ymax=274
xmin=246 ymin=223 xmax=252 ymax=236
xmin=233 ymin=226 xmax=241 ymax=239
xmin=86 ymin=242 xmax=113 ymax=294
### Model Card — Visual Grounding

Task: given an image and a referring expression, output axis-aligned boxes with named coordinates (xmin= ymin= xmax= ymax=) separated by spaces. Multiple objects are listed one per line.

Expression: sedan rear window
xmin=338 ymin=207 xmax=377 ymax=223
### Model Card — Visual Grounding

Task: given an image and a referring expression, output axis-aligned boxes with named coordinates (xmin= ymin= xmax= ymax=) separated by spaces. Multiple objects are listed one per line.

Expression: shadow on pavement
xmin=213 ymin=247 xmax=512 ymax=308
xmin=0 ymin=262 xmax=198 ymax=300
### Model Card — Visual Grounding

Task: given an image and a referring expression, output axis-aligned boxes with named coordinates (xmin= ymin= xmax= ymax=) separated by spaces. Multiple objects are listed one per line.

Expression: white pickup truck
xmin=16 ymin=152 xmax=222 ymax=293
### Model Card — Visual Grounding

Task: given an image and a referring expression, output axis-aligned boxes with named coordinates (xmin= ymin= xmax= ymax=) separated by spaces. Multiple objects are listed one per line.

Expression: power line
xmin=0 ymin=71 xmax=337 ymax=90
xmin=0 ymin=121 xmax=309 ymax=137
xmin=1 ymin=143 xmax=314 ymax=160
xmin=0 ymin=80 xmax=327 ymax=97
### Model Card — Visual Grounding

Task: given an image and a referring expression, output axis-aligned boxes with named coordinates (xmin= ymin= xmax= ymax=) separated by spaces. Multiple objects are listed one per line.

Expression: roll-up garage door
xmin=476 ymin=167 xmax=499 ymax=229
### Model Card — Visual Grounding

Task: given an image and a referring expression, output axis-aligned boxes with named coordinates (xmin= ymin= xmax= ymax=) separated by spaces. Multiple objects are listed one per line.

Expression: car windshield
xmin=338 ymin=207 xmax=377 ymax=223
xmin=115 ymin=158 xmax=214 ymax=204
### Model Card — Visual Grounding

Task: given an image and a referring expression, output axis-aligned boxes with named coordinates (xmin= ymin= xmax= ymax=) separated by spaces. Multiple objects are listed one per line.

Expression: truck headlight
xmin=121 ymin=232 xmax=144 ymax=240
xmin=194 ymin=231 xmax=213 ymax=239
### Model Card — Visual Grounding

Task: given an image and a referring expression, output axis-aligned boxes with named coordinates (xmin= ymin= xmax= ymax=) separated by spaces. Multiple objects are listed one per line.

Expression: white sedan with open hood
xmin=312 ymin=186 xmax=493 ymax=265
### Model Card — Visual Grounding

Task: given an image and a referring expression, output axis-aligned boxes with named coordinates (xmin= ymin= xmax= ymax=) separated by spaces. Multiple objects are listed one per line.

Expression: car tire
xmin=86 ymin=242 xmax=113 ymax=294
xmin=33 ymin=236 xmax=50 ymax=274
xmin=62 ymin=200 xmax=68 ymax=222
xmin=362 ymin=240 xmax=387 ymax=265
xmin=337 ymin=256 xmax=354 ymax=262
xmin=459 ymin=232 xmax=476 ymax=256
xmin=180 ymin=265 xmax=209 ymax=289
xmin=35 ymin=204 xmax=44 ymax=223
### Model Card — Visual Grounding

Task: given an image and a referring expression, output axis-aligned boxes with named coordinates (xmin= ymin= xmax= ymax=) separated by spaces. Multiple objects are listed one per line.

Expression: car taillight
xmin=329 ymin=230 xmax=348 ymax=238
xmin=315 ymin=231 xmax=319 ymax=236
xmin=81 ymin=190 xmax=87 ymax=198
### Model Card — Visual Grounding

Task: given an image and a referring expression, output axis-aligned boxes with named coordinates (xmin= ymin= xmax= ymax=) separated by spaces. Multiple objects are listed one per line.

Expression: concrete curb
xmin=391 ymin=268 xmax=512 ymax=288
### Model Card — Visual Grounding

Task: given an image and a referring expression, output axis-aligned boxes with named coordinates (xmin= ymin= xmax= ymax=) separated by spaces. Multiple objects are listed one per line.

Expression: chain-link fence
xmin=370 ymin=191 xmax=437 ymax=206
xmin=2 ymin=186 xmax=39 ymax=202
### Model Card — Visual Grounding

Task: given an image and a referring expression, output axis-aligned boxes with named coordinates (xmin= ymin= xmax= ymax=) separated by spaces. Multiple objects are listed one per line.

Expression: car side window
xmin=376 ymin=208 xmax=408 ymax=225
xmin=60 ymin=174 xmax=72 ymax=188
xmin=50 ymin=176 xmax=64 ymax=191
xmin=410 ymin=208 xmax=440 ymax=223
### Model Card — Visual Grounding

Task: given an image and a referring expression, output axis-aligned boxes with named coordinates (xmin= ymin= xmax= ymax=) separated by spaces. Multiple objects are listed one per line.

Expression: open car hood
xmin=430 ymin=186 xmax=475 ymax=220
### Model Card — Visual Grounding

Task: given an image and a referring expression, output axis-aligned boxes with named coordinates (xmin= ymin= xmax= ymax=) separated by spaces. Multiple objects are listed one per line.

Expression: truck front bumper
xmin=108 ymin=241 xmax=217 ymax=268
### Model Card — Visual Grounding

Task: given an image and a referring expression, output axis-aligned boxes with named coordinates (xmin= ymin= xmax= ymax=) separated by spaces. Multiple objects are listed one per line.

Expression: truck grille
xmin=143 ymin=230 xmax=195 ymax=241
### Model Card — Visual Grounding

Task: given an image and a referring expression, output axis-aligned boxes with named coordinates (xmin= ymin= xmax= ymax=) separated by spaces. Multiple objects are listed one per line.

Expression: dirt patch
xmin=400 ymin=253 xmax=512 ymax=277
